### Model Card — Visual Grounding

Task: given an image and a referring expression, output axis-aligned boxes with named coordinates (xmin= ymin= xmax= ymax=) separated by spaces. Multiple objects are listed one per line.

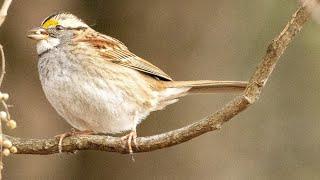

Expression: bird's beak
xmin=27 ymin=27 xmax=49 ymax=40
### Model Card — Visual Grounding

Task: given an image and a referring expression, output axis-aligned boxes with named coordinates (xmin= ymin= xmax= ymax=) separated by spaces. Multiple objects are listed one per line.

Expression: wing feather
xmin=74 ymin=30 xmax=173 ymax=81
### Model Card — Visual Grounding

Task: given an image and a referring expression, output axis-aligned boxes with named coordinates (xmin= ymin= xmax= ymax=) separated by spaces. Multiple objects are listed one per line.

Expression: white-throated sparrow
xmin=27 ymin=13 xmax=247 ymax=154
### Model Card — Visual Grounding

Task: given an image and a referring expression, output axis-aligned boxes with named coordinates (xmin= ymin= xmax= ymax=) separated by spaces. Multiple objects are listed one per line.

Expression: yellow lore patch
xmin=42 ymin=19 xmax=59 ymax=29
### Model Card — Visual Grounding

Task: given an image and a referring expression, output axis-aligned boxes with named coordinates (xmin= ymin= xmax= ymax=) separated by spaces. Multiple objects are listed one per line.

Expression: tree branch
xmin=0 ymin=0 xmax=12 ymax=27
xmin=6 ymin=5 xmax=310 ymax=155
xmin=0 ymin=1 xmax=13 ymax=179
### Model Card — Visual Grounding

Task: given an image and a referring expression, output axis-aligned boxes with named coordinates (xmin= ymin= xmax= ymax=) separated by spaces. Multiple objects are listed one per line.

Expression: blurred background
xmin=0 ymin=0 xmax=319 ymax=179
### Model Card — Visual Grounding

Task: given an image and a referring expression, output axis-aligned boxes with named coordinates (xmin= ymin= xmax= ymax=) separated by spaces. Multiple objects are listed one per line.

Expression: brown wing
xmin=74 ymin=29 xmax=173 ymax=81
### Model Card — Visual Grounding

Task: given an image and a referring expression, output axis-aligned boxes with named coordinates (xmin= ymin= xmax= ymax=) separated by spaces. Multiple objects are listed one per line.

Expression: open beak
xmin=27 ymin=27 xmax=49 ymax=40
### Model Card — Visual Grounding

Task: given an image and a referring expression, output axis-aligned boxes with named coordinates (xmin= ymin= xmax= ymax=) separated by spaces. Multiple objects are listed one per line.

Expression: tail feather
xmin=155 ymin=80 xmax=247 ymax=111
xmin=164 ymin=80 xmax=248 ymax=94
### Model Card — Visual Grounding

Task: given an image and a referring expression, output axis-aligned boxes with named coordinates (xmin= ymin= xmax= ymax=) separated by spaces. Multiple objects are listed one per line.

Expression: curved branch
xmin=6 ymin=6 xmax=310 ymax=155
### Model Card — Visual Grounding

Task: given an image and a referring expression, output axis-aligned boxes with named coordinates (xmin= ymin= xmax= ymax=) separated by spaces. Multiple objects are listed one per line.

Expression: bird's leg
xmin=55 ymin=129 xmax=94 ymax=153
xmin=120 ymin=129 xmax=138 ymax=155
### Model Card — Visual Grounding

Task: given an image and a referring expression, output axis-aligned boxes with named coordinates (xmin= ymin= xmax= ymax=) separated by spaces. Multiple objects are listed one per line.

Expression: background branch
xmin=6 ymin=5 xmax=310 ymax=155
xmin=0 ymin=0 xmax=13 ymax=179
xmin=0 ymin=0 xmax=11 ymax=27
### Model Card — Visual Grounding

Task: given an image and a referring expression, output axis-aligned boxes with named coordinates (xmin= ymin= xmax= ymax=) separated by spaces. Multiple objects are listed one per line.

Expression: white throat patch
xmin=36 ymin=38 xmax=60 ymax=55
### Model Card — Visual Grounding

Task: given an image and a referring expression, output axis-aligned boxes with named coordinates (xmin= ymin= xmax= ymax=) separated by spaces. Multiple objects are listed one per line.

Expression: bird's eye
xmin=55 ymin=25 xmax=64 ymax=30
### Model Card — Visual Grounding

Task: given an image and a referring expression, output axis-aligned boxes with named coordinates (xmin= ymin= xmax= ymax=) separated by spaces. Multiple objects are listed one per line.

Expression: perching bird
xmin=27 ymin=13 xmax=247 ymax=153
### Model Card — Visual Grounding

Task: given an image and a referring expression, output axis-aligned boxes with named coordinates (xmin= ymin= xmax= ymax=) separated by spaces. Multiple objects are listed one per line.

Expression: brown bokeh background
xmin=1 ymin=0 xmax=320 ymax=179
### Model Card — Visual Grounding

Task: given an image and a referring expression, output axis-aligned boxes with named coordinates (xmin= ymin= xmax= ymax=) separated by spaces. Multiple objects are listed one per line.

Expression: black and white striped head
xmin=27 ymin=13 xmax=90 ymax=55
xmin=40 ymin=13 xmax=89 ymax=30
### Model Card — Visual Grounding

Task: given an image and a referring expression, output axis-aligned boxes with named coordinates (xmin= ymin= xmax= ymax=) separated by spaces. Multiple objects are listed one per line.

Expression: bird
xmin=27 ymin=13 xmax=248 ymax=154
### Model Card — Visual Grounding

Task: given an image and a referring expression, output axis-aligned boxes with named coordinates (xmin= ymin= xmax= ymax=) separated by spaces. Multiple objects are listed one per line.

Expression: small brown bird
xmin=27 ymin=13 xmax=247 ymax=153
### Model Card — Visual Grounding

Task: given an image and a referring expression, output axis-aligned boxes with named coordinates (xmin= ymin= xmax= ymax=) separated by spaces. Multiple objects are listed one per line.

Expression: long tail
xmin=154 ymin=80 xmax=247 ymax=110
xmin=164 ymin=80 xmax=248 ymax=94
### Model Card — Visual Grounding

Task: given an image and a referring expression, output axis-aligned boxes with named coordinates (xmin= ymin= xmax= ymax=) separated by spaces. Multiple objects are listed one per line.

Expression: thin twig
xmin=0 ymin=45 xmax=4 ymax=179
xmin=0 ymin=45 xmax=5 ymax=87
xmin=4 ymin=5 xmax=310 ymax=155
xmin=1 ymin=101 xmax=10 ymax=121
xmin=0 ymin=1 xmax=12 ymax=179
xmin=0 ymin=0 xmax=12 ymax=27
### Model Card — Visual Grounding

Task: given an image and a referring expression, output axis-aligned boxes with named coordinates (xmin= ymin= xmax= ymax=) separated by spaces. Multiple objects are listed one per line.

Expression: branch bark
xmin=6 ymin=5 xmax=310 ymax=155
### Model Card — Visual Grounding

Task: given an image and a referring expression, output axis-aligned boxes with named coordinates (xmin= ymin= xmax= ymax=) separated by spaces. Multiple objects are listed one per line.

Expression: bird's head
xmin=27 ymin=13 xmax=89 ymax=55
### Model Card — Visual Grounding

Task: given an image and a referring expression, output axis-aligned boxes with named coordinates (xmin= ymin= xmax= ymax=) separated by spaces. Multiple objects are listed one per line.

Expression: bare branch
xmin=0 ymin=0 xmax=12 ymax=27
xmin=0 ymin=45 xmax=5 ymax=87
xmin=5 ymin=5 xmax=310 ymax=155
xmin=0 ymin=1 xmax=13 ymax=179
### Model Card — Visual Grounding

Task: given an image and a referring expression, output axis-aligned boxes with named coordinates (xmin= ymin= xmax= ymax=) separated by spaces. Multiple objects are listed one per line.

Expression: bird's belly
xmin=43 ymin=76 xmax=140 ymax=133
xmin=38 ymin=57 xmax=154 ymax=133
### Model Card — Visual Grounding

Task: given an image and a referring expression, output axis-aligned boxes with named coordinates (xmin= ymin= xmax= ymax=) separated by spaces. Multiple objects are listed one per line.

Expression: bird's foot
xmin=120 ymin=130 xmax=138 ymax=159
xmin=55 ymin=129 xmax=94 ymax=153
